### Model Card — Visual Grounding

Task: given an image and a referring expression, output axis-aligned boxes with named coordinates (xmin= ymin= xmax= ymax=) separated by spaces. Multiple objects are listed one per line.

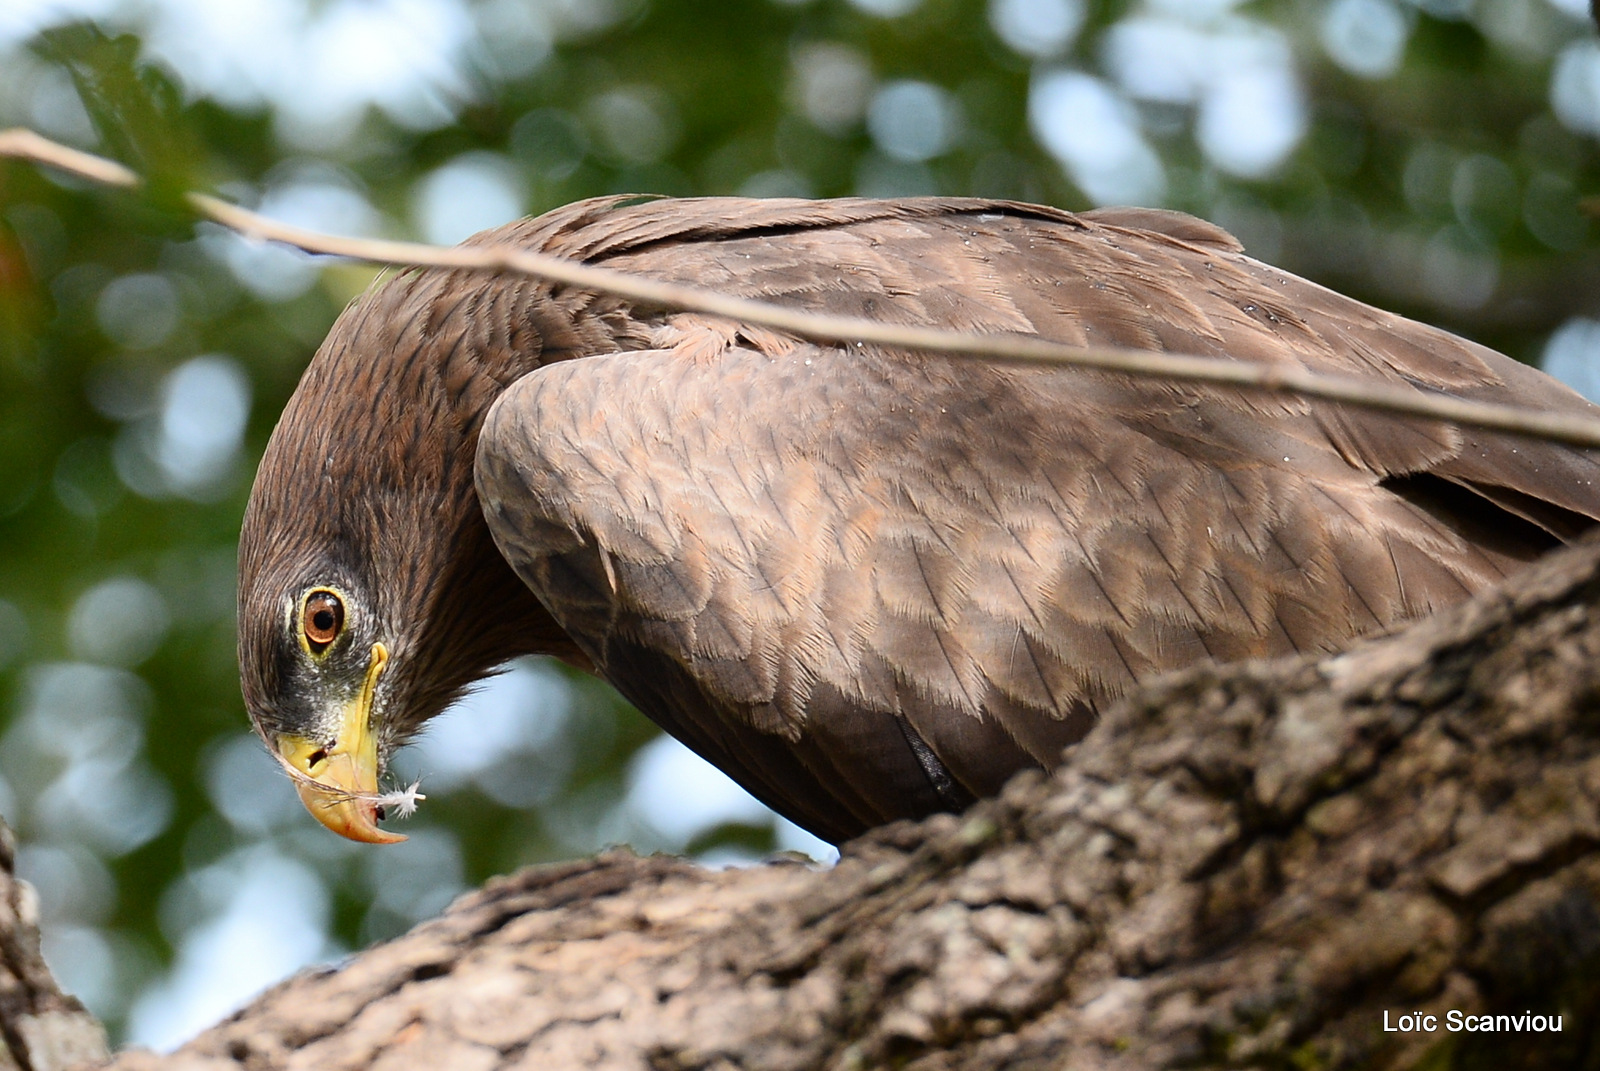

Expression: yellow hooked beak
xmin=276 ymin=643 xmax=406 ymax=844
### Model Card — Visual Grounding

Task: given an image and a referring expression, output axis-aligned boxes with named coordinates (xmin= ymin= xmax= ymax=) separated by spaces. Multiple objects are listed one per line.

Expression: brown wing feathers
xmin=463 ymin=197 xmax=1600 ymax=841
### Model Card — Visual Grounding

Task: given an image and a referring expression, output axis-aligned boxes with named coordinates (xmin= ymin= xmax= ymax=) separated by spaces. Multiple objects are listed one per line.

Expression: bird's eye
xmin=302 ymin=590 xmax=344 ymax=652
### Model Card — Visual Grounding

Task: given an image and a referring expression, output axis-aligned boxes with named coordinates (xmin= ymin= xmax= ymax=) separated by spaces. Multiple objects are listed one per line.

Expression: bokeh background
xmin=3 ymin=0 xmax=1599 ymax=1052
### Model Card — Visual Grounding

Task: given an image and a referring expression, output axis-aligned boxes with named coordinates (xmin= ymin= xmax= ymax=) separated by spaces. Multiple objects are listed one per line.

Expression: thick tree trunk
xmin=54 ymin=537 xmax=1600 ymax=1068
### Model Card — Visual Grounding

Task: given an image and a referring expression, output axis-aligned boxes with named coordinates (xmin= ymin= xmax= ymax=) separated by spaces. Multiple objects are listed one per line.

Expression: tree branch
xmin=7 ymin=127 xmax=1600 ymax=451
xmin=0 ymin=822 xmax=109 ymax=1071
xmin=77 ymin=535 xmax=1600 ymax=1070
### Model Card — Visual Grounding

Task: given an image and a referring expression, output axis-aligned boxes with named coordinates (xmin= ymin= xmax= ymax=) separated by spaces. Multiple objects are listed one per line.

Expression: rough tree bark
xmin=0 ymin=825 xmax=109 ymax=1071
xmin=33 ymin=536 xmax=1600 ymax=1069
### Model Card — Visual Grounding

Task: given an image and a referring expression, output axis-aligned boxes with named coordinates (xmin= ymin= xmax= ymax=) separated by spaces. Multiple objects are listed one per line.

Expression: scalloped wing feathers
xmin=470 ymin=197 xmax=1600 ymax=841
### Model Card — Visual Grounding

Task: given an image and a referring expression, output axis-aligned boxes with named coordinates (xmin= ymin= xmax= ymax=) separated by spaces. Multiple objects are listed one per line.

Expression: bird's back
xmin=458 ymin=196 xmax=1600 ymax=841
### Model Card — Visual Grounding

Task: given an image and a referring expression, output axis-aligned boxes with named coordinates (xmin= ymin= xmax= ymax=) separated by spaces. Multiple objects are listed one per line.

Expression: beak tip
xmin=292 ymin=781 xmax=408 ymax=845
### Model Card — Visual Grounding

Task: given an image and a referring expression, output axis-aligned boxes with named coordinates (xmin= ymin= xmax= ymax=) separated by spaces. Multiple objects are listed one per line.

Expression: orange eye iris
xmin=303 ymin=591 xmax=344 ymax=651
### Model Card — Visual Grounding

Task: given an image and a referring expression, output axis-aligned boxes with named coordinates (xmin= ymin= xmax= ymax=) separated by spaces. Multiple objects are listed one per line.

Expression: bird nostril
xmin=307 ymin=748 xmax=328 ymax=769
xmin=374 ymin=805 xmax=387 ymax=821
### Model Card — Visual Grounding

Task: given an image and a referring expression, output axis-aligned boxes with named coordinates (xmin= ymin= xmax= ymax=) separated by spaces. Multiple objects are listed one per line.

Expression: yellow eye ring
xmin=300 ymin=589 xmax=345 ymax=654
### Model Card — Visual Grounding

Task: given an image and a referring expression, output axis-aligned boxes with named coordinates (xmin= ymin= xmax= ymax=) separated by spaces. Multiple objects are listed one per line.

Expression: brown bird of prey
xmin=238 ymin=196 xmax=1600 ymax=845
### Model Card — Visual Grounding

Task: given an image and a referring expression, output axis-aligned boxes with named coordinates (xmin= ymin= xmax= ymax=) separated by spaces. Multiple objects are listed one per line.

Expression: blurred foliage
xmin=1 ymin=0 xmax=1598 ymax=1048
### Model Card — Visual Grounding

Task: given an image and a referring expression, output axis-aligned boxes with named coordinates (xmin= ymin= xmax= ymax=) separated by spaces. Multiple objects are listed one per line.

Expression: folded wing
xmin=474 ymin=197 xmax=1600 ymax=841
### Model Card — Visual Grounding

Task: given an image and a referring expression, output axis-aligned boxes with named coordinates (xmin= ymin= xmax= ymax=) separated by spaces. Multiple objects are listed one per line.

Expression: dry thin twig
xmin=8 ymin=126 xmax=1600 ymax=450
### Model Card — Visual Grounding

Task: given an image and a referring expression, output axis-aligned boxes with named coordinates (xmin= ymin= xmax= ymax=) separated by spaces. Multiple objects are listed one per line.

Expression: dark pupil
xmin=312 ymin=609 xmax=336 ymax=632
